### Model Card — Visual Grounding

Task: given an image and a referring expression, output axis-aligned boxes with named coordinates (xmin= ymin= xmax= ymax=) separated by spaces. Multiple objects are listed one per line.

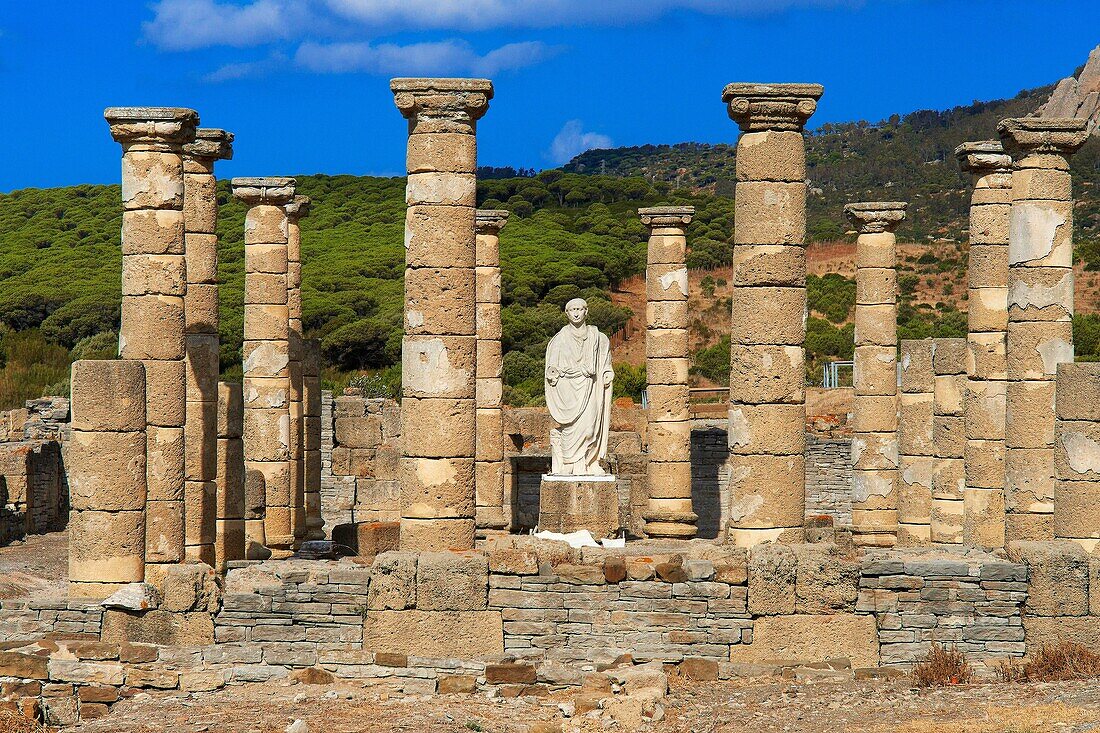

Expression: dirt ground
xmin=0 ymin=531 xmax=67 ymax=601
xmin=63 ymin=674 xmax=1100 ymax=733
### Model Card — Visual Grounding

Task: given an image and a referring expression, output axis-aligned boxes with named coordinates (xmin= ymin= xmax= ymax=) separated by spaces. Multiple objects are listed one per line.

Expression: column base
xmin=725 ymin=526 xmax=803 ymax=548
xmin=244 ymin=519 xmax=271 ymax=560
xmin=538 ymin=476 xmax=621 ymax=539
xmin=1005 ymin=512 xmax=1054 ymax=543
xmin=67 ymin=581 xmax=130 ymax=600
xmin=896 ymin=523 xmax=931 ymax=547
xmin=851 ymin=530 xmax=898 ymax=548
xmin=643 ymin=501 xmax=697 ymax=539
xmin=399 ymin=518 xmax=476 ymax=552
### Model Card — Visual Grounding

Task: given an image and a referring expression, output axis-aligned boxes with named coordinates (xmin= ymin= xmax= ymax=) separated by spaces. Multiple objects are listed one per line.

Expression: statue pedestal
xmin=538 ymin=475 xmax=620 ymax=539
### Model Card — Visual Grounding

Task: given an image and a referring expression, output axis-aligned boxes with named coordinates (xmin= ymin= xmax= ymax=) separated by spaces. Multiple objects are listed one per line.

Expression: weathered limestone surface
xmin=303 ymin=339 xmax=324 ymax=540
xmin=640 ymin=207 xmax=696 ymax=538
xmin=723 ymin=82 xmax=822 ymax=548
xmin=538 ymin=477 xmax=621 ymax=538
xmin=285 ymin=195 xmax=312 ymax=544
xmin=233 ymin=177 xmax=297 ymax=558
xmin=215 ymin=382 xmax=245 ymax=571
xmin=474 ymin=209 xmax=509 ymax=532
xmin=957 ymin=141 xmax=1011 ymax=550
xmin=997 ymin=117 xmax=1088 ymax=542
xmin=898 ymin=339 xmax=934 ymax=546
xmin=932 ymin=338 xmax=967 ymax=544
xmin=183 ymin=128 xmax=233 ymax=568
xmin=393 ymin=77 xmax=492 ymax=551
xmin=1054 ymin=362 xmax=1100 ymax=552
xmin=68 ymin=360 xmax=148 ymax=597
xmin=846 ymin=202 xmax=906 ymax=548
xmin=106 ymin=106 xmax=198 ymax=587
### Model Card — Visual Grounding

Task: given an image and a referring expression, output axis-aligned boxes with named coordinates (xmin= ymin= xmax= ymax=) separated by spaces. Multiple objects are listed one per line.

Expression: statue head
xmin=564 ymin=298 xmax=588 ymax=326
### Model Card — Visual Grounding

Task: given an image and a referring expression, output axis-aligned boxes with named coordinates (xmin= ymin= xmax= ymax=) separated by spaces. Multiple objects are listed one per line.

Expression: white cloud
xmin=144 ymin=0 xmax=861 ymax=49
xmin=547 ymin=120 xmax=613 ymax=165
xmin=294 ymin=39 xmax=556 ymax=76
xmin=204 ymin=53 xmax=289 ymax=82
xmin=142 ymin=0 xmax=305 ymax=51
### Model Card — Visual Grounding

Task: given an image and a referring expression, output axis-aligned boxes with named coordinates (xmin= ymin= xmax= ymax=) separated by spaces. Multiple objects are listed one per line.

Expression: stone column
xmin=182 ymin=128 xmax=233 ymax=566
xmin=931 ymin=338 xmax=967 ymax=544
xmin=898 ymin=339 xmax=935 ymax=545
xmin=474 ymin=209 xmax=509 ymax=533
xmin=106 ymin=107 xmax=197 ymax=587
xmin=639 ymin=206 xmax=696 ymax=538
xmin=997 ymin=118 xmax=1088 ymax=542
xmin=845 ymin=202 xmax=905 ymax=548
xmin=215 ymin=382 xmax=245 ymax=571
xmin=956 ymin=141 xmax=1012 ymax=549
xmin=722 ymin=82 xmax=822 ymax=548
xmin=392 ymin=77 xmax=492 ymax=552
xmin=1054 ymin=363 xmax=1100 ymax=552
xmin=285 ymin=195 xmax=311 ymax=546
xmin=68 ymin=360 xmax=147 ymax=598
xmin=303 ymin=338 xmax=325 ymax=540
xmin=232 ymin=177 xmax=297 ymax=558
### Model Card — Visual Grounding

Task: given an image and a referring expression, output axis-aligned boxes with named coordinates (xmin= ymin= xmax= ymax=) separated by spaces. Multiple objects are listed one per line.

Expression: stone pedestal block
xmin=538 ymin=476 xmax=621 ymax=539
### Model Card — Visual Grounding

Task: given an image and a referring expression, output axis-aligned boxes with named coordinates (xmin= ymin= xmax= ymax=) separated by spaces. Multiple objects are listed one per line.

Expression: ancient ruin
xmin=2 ymin=81 xmax=1100 ymax=733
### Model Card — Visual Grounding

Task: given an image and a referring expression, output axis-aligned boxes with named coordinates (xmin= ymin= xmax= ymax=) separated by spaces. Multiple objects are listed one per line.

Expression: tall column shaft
xmin=215 ymin=381 xmax=245 ymax=571
xmin=285 ymin=195 xmax=311 ymax=546
xmin=1054 ymin=363 xmax=1100 ymax=552
xmin=846 ymin=202 xmax=905 ymax=548
xmin=182 ymin=129 xmax=233 ymax=567
xmin=233 ymin=177 xmax=297 ymax=558
xmin=474 ymin=209 xmax=509 ymax=533
xmin=303 ymin=338 xmax=324 ymax=540
xmin=957 ymin=141 xmax=1012 ymax=549
xmin=931 ymin=338 xmax=967 ymax=543
xmin=640 ymin=206 xmax=697 ymax=538
xmin=392 ymin=77 xmax=493 ymax=552
xmin=68 ymin=360 xmax=147 ymax=598
xmin=723 ymin=82 xmax=822 ymax=548
xmin=898 ymin=339 xmax=935 ymax=545
xmin=107 ymin=106 xmax=198 ymax=588
xmin=998 ymin=118 xmax=1088 ymax=543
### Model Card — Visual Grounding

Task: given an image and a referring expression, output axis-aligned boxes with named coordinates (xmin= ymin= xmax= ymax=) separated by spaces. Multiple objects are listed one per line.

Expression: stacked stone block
xmin=639 ymin=206 xmax=696 ymax=538
xmin=931 ymin=338 xmax=967 ymax=544
xmin=105 ymin=107 xmax=198 ymax=586
xmin=845 ymin=201 xmax=905 ymax=547
xmin=233 ymin=177 xmax=297 ymax=558
xmin=331 ymin=394 xmax=402 ymax=524
xmin=392 ymin=77 xmax=492 ymax=551
xmin=68 ymin=360 xmax=147 ymax=598
xmin=285 ymin=195 xmax=311 ymax=545
xmin=303 ymin=339 xmax=325 ymax=540
xmin=215 ymin=382 xmax=245 ymax=572
xmin=956 ymin=141 xmax=1012 ymax=550
xmin=182 ymin=128 xmax=233 ymax=566
xmin=997 ymin=118 xmax=1089 ymax=542
xmin=474 ymin=209 xmax=509 ymax=532
xmin=1054 ymin=363 xmax=1100 ymax=552
xmin=897 ymin=339 xmax=935 ymax=545
xmin=722 ymin=82 xmax=822 ymax=548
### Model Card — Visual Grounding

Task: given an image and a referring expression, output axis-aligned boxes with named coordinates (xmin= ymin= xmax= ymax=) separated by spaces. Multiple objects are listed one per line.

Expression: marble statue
xmin=544 ymin=298 xmax=614 ymax=476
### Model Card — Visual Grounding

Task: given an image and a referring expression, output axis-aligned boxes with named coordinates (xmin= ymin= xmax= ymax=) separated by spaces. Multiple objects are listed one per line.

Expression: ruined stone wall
xmin=320 ymin=398 xmax=855 ymax=539
xmin=0 ymin=397 xmax=70 ymax=546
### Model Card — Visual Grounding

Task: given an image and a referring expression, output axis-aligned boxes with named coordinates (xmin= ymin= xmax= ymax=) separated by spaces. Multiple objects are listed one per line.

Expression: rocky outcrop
xmin=1038 ymin=45 xmax=1100 ymax=134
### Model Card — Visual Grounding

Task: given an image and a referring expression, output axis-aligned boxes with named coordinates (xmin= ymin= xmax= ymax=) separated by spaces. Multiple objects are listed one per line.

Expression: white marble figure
xmin=544 ymin=298 xmax=614 ymax=476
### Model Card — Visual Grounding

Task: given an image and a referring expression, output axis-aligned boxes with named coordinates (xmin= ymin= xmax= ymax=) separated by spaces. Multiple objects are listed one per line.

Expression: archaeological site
xmin=3 ymin=46 xmax=1100 ymax=733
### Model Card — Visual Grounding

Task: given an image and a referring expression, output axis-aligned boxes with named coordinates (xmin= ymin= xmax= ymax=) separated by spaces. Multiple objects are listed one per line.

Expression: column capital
xmin=104 ymin=107 xmax=198 ymax=149
xmin=475 ymin=209 xmax=510 ymax=235
xmin=231 ymin=177 xmax=296 ymax=206
xmin=184 ymin=128 xmax=234 ymax=162
xmin=844 ymin=201 xmax=907 ymax=234
xmin=996 ymin=118 xmax=1088 ymax=161
xmin=285 ymin=195 xmax=312 ymax=222
xmin=722 ymin=83 xmax=823 ymax=132
xmin=391 ymin=78 xmax=493 ymax=129
xmin=955 ymin=140 xmax=1011 ymax=176
xmin=638 ymin=206 xmax=695 ymax=229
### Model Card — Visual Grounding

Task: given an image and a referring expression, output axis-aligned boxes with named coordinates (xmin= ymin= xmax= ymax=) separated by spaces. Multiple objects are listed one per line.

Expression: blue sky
xmin=0 ymin=0 xmax=1097 ymax=192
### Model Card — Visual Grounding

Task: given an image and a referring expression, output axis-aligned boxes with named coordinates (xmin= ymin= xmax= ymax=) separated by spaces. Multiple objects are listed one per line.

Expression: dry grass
xmin=0 ymin=708 xmax=46 ymax=733
xmin=888 ymin=703 xmax=1091 ymax=733
xmin=910 ymin=643 xmax=972 ymax=688
xmin=999 ymin=642 xmax=1100 ymax=683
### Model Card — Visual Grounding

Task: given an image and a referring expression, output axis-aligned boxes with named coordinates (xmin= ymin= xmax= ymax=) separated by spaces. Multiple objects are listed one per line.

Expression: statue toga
xmin=544 ymin=298 xmax=614 ymax=476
